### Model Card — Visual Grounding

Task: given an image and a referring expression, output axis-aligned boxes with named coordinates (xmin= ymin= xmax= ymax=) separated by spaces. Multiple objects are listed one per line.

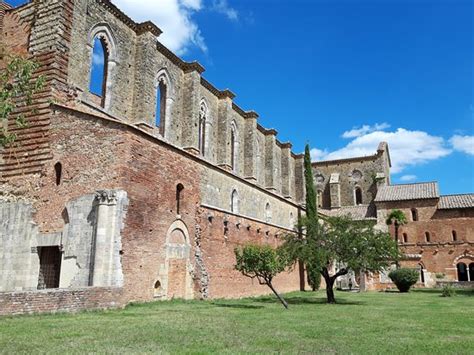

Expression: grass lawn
xmin=0 ymin=289 xmax=472 ymax=354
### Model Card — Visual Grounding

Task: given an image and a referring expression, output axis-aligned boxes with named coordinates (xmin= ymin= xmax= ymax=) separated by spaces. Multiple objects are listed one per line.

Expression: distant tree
xmin=385 ymin=209 xmax=407 ymax=268
xmin=234 ymin=244 xmax=289 ymax=309
xmin=0 ymin=48 xmax=45 ymax=147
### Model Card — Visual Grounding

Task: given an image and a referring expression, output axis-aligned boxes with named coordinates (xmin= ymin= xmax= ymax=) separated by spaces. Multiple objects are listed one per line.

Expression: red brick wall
xmin=198 ymin=207 xmax=302 ymax=299
xmin=0 ymin=287 xmax=124 ymax=316
xmin=378 ymin=200 xmax=473 ymax=281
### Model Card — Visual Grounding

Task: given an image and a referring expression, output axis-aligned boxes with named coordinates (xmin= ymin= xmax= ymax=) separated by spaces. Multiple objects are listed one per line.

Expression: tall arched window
xmin=452 ymin=230 xmax=457 ymax=242
xmin=89 ymin=36 xmax=108 ymax=107
xmin=54 ymin=162 xmax=62 ymax=186
xmin=419 ymin=264 xmax=425 ymax=284
xmin=88 ymin=25 xmax=116 ymax=110
xmin=457 ymin=262 xmax=468 ymax=281
xmin=411 ymin=208 xmax=418 ymax=221
xmin=402 ymin=233 xmax=408 ymax=243
xmin=425 ymin=232 xmax=431 ymax=243
xmin=354 ymin=187 xmax=363 ymax=205
xmin=156 ymin=80 xmax=167 ymax=134
xmin=176 ymin=184 xmax=184 ymax=215
xmin=265 ymin=203 xmax=272 ymax=223
xmin=230 ymin=121 xmax=238 ymax=173
xmin=198 ymin=101 xmax=207 ymax=156
xmin=317 ymin=190 xmax=323 ymax=208
xmin=231 ymin=189 xmax=239 ymax=214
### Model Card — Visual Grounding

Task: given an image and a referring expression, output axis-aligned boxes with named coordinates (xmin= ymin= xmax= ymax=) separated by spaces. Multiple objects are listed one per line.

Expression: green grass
xmin=1 ymin=289 xmax=473 ymax=354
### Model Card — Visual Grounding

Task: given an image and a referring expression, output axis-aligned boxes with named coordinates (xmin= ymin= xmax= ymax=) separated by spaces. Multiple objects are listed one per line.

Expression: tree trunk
xmin=298 ymin=259 xmax=305 ymax=291
xmin=395 ymin=223 xmax=400 ymax=269
xmin=324 ymin=275 xmax=336 ymax=304
xmin=267 ymin=282 xmax=289 ymax=309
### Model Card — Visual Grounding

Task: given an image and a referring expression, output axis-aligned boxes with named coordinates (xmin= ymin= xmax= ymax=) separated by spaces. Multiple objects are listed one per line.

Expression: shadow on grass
xmin=253 ymin=295 xmax=366 ymax=306
xmin=210 ymin=303 xmax=265 ymax=309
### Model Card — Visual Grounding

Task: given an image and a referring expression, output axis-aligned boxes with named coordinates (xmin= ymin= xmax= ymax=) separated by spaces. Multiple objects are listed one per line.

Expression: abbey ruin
xmin=0 ymin=0 xmax=472 ymax=315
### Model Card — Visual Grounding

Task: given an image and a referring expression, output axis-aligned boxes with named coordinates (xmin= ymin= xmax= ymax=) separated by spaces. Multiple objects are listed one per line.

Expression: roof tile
xmin=375 ymin=182 xmax=439 ymax=202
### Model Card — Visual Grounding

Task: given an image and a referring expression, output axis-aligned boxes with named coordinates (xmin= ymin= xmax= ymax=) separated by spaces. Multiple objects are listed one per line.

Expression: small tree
xmin=1 ymin=48 xmax=45 ymax=147
xmin=234 ymin=244 xmax=289 ymax=309
xmin=385 ymin=209 xmax=407 ymax=268
xmin=389 ymin=268 xmax=419 ymax=292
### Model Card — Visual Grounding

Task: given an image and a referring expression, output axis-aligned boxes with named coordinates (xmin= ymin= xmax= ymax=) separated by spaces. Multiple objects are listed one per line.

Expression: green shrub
xmin=435 ymin=273 xmax=446 ymax=280
xmin=388 ymin=268 xmax=419 ymax=292
xmin=441 ymin=284 xmax=456 ymax=297
xmin=306 ymin=263 xmax=321 ymax=291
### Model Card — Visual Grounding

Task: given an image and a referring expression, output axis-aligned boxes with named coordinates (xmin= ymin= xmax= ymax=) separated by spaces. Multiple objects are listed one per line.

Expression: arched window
xmin=425 ymin=232 xmax=431 ymax=243
xmin=354 ymin=187 xmax=363 ymax=205
xmin=452 ymin=230 xmax=457 ymax=242
xmin=419 ymin=264 xmax=425 ymax=284
xmin=198 ymin=101 xmax=207 ymax=156
xmin=457 ymin=262 xmax=468 ymax=281
xmin=156 ymin=80 xmax=167 ymax=134
xmin=265 ymin=203 xmax=272 ymax=223
xmin=54 ymin=162 xmax=62 ymax=186
xmin=230 ymin=121 xmax=238 ymax=173
xmin=89 ymin=36 xmax=108 ymax=107
xmin=317 ymin=190 xmax=323 ymax=208
xmin=289 ymin=212 xmax=294 ymax=229
xmin=231 ymin=189 xmax=239 ymax=214
xmin=402 ymin=233 xmax=408 ymax=243
xmin=411 ymin=208 xmax=418 ymax=221
xmin=176 ymin=184 xmax=184 ymax=215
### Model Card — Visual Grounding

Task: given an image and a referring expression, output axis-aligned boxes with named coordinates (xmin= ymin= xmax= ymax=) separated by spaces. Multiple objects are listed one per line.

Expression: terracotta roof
xmin=438 ymin=194 xmax=474 ymax=209
xmin=374 ymin=182 xmax=439 ymax=202
xmin=319 ymin=205 xmax=376 ymax=221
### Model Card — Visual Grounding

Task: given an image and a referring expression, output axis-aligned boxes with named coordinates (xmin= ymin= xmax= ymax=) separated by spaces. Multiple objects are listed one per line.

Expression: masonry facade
xmin=0 ymin=0 xmax=302 ymax=311
xmin=0 ymin=0 xmax=472 ymax=314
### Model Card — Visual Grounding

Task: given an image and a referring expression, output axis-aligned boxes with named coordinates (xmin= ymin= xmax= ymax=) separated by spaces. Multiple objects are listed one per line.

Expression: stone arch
xmin=265 ymin=202 xmax=272 ymax=223
xmin=199 ymin=98 xmax=211 ymax=156
xmin=231 ymin=189 xmax=239 ymax=214
xmin=87 ymin=23 xmax=117 ymax=110
xmin=155 ymin=68 xmax=175 ymax=139
xmin=155 ymin=220 xmax=194 ymax=300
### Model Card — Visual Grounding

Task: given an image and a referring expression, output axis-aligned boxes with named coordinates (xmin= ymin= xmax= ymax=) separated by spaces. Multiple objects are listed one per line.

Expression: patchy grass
xmin=0 ymin=289 xmax=472 ymax=354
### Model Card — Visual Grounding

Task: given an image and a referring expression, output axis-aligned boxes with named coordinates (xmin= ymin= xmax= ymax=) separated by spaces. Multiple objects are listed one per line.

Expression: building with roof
xmin=314 ymin=145 xmax=473 ymax=289
xmin=0 ymin=0 xmax=471 ymax=315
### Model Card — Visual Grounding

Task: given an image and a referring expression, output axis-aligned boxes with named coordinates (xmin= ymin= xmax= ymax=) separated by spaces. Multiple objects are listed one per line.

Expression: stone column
xmin=92 ymin=190 xmax=118 ymax=287
xmin=281 ymin=143 xmax=292 ymax=199
xmin=329 ymin=173 xmax=341 ymax=209
xmin=244 ymin=111 xmax=258 ymax=182
xmin=216 ymin=90 xmax=235 ymax=171
xmin=294 ymin=154 xmax=305 ymax=204
xmin=182 ymin=69 xmax=202 ymax=155
xmin=264 ymin=129 xmax=278 ymax=192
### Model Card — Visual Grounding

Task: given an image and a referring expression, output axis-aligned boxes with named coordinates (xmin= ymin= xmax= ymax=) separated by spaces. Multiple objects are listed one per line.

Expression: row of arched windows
xmin=315 ymin=187 xmax=363 ymax=208
xmin=88 ymin=28 xmax=241 ymax=172
xmin=401 ymin=230 xmax=459 ymax=243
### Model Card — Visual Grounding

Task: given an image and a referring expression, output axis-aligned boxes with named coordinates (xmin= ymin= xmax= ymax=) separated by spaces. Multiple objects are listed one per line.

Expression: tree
xmin=234 ymin=244 xmax=289 ymax=309
xmin=385 ymin=209 xmax=407 ymax=268
xmin=318 ymin=217 xmax=399 ymax=303
xmin=306 ymin=261 xmax=321 ymax=291
xmin=0 ymin=48 xmax=45 ymax=147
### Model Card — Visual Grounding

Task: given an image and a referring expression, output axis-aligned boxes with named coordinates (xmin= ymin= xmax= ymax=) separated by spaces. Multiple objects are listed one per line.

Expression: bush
xmin=435 ymin=273 xmax=446 ymax=280
xmin=441 ymin=284 xmax=456 ymax=297
xmin=388 ymin=268 xmax=419 ymax=292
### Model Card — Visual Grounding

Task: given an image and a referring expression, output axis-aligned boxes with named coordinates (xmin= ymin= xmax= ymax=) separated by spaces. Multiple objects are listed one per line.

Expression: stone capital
xmin=95 ymin=190 xmax=118 ymax=205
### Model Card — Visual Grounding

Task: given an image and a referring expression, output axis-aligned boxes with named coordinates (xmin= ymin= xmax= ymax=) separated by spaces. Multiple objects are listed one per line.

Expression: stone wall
xmin=0 ymin=287 xmax=124 ymax=316
xmin=313 ymin=143 xmax=390 ymax=209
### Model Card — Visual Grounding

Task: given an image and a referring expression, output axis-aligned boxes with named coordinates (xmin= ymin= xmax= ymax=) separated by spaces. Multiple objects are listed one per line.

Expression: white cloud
xmin=212 ymin=0 xmax=238 ymax=21
xmin=450 ymin=135 xmax=474 ymax=155
xmin=310 ymin=148 xmax=329 ymax=161
xmin=312 ymin=127 xmax=452 ymax=174
xmin=400 ymin=175 xmax=417 ymax=182
xmin=112 ymin=0 xmax=207 ymax=55
xmin=342 ymin=123 xmax=390 ymax=138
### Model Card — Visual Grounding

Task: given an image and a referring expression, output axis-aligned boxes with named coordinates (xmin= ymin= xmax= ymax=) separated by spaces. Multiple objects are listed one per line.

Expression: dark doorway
xmin=37 ymin=246 xmax=62 ymax=289
xmin=470 ymin=263 xmax=474 ymax=282
xmin=457 ymin=263 xmax=468 ymax=282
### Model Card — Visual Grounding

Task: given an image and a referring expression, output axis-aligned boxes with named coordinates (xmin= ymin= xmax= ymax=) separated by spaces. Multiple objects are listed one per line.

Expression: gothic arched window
xmin=230 ymin=122 xmax=238 ymax=172
xmin=265 ymin=203 xmax=272 ymax=223
xmin=354 ymin=186 xmax=363 ymax=205
xmin=198 ymin=101 xmax=207 ymax=156
xmin=457 ymin=262 xmax=468 ymax=281
xmin=231 ymin=189 xmax=239 ymax=214
xmin=411 ymin=208 xmax=418 ymax=221
xmin=89 ymin=36 xmax=109 ymax=107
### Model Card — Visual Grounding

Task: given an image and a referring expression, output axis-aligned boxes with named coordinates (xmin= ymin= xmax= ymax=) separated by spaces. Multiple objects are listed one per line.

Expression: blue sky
xmin=8 ymin=0 xmax=473 ymax=194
